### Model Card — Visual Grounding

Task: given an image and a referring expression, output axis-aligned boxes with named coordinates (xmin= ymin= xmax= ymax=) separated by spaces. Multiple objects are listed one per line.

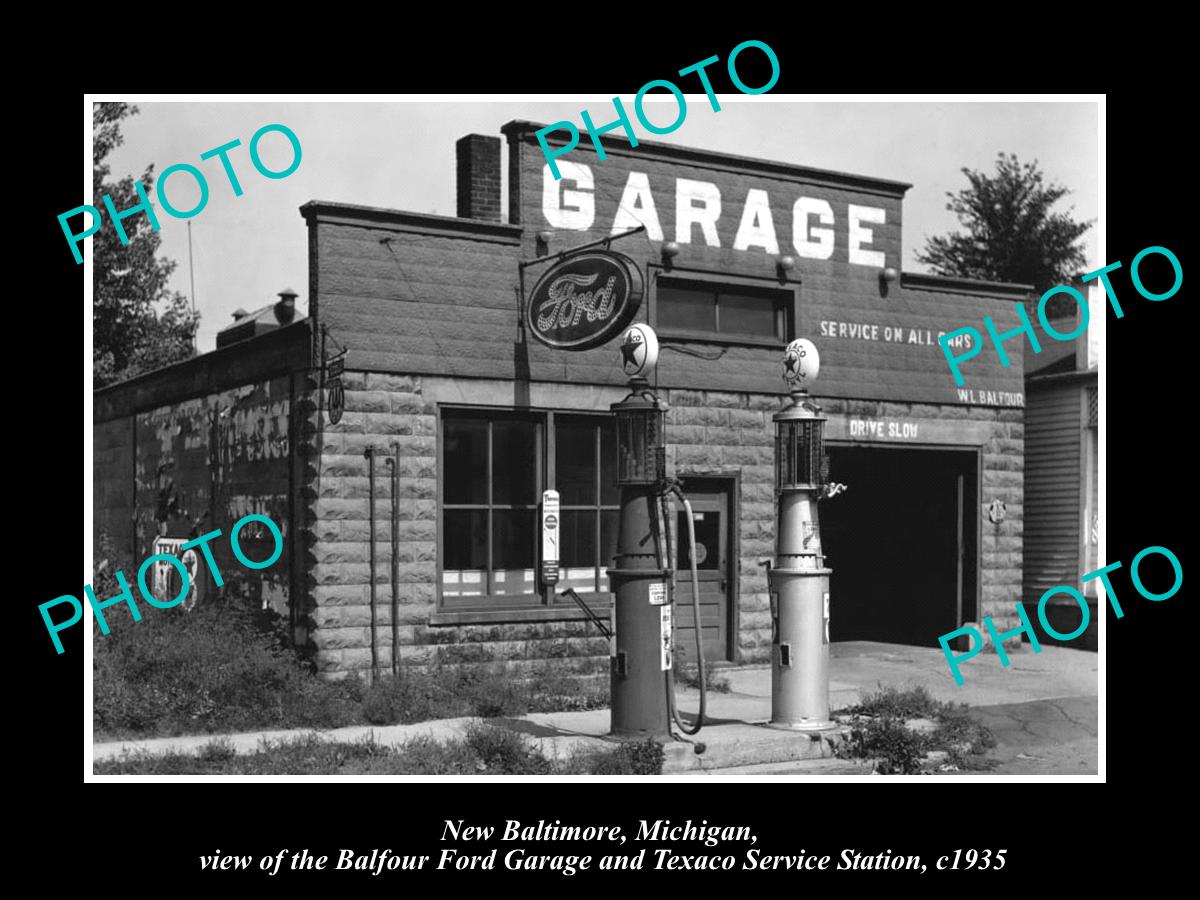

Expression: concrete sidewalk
xmin=93 ymin=641 xmax=1098 ymax=773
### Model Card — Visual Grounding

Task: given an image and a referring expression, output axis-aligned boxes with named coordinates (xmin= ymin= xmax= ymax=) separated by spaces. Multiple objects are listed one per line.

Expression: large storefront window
xmin=441 ymin=409 xmax=617 ymax=608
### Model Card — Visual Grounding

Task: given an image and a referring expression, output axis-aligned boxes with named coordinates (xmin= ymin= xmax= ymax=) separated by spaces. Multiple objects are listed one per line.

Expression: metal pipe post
xmin=364 ymin=446 xmax=378 ymax=684
xmin=389 ymin=443 xmax=401 ymax=677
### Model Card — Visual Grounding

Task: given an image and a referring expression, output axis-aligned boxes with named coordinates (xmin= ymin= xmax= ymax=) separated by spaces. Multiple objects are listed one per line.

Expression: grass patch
xmin=834 ymin=685 xmax=997 ymax=774
xmin=97 ymin=625 xmax=609 ymax=739
xmin=94 ymin=728 xmax=665 ymax=776
xmin=837 ymin=715 xmax=927 ymax=775
xmin=589 ymin=738 xmax=664 ymax=775
xmin=357 ymin=665 xmax=608 ymax=727
xmin=838 ymin=684 xmax=940 ymax=720
xmin=93 ymin=598 xmax=363 ymax=739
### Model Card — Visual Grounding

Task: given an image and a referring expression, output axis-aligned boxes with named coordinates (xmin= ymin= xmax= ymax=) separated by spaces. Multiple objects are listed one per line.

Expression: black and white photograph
xmin=75 ymin=93 xmax=1113 ymax=781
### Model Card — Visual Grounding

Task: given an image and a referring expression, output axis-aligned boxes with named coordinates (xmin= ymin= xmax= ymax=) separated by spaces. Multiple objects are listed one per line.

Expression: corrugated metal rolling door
xmin=1023 ymin=381 xmax=1081 ymax=600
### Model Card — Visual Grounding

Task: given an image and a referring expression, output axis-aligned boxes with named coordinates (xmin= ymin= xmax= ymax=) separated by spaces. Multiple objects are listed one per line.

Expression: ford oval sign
xmin=526 ymin=250 xmax=644 ymax=351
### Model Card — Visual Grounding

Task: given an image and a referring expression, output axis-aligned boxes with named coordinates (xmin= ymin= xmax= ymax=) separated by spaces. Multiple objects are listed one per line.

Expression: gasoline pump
xmin=769 ymin=338 xmax=840 ymax=730
xmin=602 ymin=324 xmax=707 ymax=739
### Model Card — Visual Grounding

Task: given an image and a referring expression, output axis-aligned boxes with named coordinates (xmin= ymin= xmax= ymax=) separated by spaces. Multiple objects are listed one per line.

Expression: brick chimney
xmin=456 ymin=134 xmax=502 ymax=222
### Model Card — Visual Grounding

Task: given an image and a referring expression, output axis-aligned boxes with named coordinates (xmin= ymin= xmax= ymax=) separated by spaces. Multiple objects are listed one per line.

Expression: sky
xmin=101 ymin=98 xmax=1100 ymax=353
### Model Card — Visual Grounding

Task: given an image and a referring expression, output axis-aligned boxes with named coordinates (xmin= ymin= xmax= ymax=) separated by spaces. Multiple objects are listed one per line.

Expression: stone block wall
xmin=94 ymin=416 xmax=134 ymax=559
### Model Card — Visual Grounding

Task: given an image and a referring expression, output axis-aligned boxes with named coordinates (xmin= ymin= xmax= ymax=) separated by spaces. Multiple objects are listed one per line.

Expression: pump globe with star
xmin=620 ymin=323 xmax=659 ymax=379
xmin=782 ymin=337 xmax=820 ymax=389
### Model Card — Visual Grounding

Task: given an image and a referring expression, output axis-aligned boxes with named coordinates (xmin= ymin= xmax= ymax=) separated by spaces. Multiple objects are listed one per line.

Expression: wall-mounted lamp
xmin=878 ymin=266 xmax=899 ymax=297
xmin=777 ymin=255 xmax=796 ymax=278
xmin=536 ymin=230 xmax=553 ymax=256
xmin=660 ymin=241 xmax=681 ymax=271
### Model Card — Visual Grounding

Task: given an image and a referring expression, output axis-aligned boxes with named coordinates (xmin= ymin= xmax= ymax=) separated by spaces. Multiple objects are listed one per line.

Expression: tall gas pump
xmin=606 ymin=324 xmax=706 ymax=738
xmin=770 ymin=338 xmax=837 ymax=730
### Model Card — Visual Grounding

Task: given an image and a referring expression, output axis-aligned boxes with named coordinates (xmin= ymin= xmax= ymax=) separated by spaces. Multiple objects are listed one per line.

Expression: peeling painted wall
xmin=133 ymin=376 xmax=293 ymax=615
xmin=94 ymin=417 xmax=135 ymax=560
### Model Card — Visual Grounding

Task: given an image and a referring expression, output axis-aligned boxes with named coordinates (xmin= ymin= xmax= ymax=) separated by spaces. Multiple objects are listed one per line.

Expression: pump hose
xmin=666 ymin=487 xmax=706 ymax=736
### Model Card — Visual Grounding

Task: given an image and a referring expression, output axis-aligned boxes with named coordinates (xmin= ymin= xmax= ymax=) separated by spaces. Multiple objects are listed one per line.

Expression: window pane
xmin=720 ymin=290 xmax=782 ymax=338
xmin=444 ymin=509 xmax=487 ymax=570
xmin=560 ymin=507 xmax=598 ymax=592
xmin=599 ymin=509 xmax=619 ymax=591
xmin=493 ymin=509 xmax=536 ymax=570
xmin=556 ymin=419 xmax=596 ymax=505
xmin=442 ymin=569 xmax=486 ymax=597
xmin=600 ymin=421 xmax=618 ymax=505
xmin=443 ymin=418 xmax=487 ymax=504
xmin=492 ymin=419 xmax=536 ymax=505
xmin=492 ymin=569 xmax=537 ymax=596
xmin=561 ymin=509 xmax=597 ymax=567
xmin=658 ymin=283 xmax=716 ymax=332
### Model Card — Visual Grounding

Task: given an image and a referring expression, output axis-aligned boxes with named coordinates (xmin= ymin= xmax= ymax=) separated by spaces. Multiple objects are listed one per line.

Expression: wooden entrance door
xmin=673 ymin=482 xmax=733 ymax=663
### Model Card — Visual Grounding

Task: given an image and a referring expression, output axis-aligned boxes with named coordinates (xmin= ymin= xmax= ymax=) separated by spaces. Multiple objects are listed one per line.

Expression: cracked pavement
xmin=966 ymin=695 xmax=1097 ymax=775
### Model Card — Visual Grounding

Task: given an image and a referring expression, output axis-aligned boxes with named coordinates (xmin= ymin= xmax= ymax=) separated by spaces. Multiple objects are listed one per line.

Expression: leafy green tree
xmin=93 ymin=103 xmax=199 ymax=387
xmin=917 ymin=153 xmax=1092 ymax=316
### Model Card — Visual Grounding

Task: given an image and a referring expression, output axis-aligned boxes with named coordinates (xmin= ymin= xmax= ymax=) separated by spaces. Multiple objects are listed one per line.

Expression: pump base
xmin=767 ymin=719 xmax=836 ymax=733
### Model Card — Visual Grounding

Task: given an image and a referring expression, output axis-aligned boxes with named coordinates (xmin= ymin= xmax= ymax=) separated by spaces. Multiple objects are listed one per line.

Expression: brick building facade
xmin=92 ymin=120 xmax=1029 ymax=683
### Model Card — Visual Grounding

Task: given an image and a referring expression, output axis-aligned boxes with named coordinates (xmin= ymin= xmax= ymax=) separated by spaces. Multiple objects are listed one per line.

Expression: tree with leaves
xmin=92 ymin=103 xmax=200 ymax=388
xmin=917 ymin=153 xmax=1092 ymax=317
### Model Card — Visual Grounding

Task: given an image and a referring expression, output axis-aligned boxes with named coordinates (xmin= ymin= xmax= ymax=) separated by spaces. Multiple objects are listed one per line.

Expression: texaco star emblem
xmin=621 ymin=334 xmax=643 ymax=372
xmin=783 ymin=351 xmax=805 ymax=382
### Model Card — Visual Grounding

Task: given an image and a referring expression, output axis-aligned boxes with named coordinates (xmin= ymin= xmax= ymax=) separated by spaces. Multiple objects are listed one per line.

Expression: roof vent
xmin=275 ymin=288 xmax=298 ymax=325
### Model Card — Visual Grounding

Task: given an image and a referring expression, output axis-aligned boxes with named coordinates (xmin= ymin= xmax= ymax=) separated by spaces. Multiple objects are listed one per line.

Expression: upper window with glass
xmin=655 ymin=277 xmax=793 ymax=344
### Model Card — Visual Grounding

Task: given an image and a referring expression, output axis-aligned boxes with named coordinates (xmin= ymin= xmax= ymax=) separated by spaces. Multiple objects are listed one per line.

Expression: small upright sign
xmin=660 ymin=604 xmax=673 ymax=671
xmin=150 ymin=536 xmax=202 ymax=611
xmin=326 ymin=350 xmax=347 ymax=425
xmin=541 ymin=489 xmax=560 ymax=584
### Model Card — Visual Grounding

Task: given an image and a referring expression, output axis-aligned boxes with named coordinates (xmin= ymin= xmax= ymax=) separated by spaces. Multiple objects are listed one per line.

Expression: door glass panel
xmin=677 ymin=510 xmax=719 ymax=570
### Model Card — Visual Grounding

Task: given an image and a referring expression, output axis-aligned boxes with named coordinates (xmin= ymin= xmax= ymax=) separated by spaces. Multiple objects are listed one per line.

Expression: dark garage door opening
xmin=821 ymin=445 xmax=978 ymax=647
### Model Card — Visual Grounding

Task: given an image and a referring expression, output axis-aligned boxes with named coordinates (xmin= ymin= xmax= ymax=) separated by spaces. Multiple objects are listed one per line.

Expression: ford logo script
xmin=526 ymin=250 xmax=644 ymax=351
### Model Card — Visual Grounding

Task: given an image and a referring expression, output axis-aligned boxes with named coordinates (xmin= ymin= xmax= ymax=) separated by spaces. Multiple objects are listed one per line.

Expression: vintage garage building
xmin=92 ymin=120 xmax=1030 ymax=682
